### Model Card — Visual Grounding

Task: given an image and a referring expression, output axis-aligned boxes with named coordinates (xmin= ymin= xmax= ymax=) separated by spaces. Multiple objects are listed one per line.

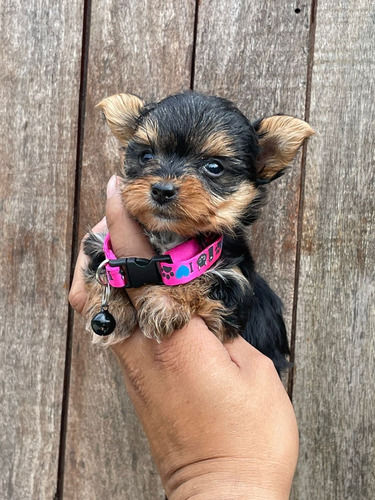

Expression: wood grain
xmin=0 ymin=0 xmax=83 ymax=497
xmin=291 ymin=1 xmax=375 ymax=497
xmin=64 ymin=1 xmax=195 ymax=498
xmin=194 ymin=0 xmax=312 ymax=337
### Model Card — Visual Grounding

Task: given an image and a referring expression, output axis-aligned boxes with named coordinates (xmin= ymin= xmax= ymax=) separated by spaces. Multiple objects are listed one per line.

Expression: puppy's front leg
xmin=136 ymin=286 xmax=191 ymax=341
xmin=83 ymin=232 xmax=137 ymax=346
xmin=136 ymin=279 xmax=226 ymax=342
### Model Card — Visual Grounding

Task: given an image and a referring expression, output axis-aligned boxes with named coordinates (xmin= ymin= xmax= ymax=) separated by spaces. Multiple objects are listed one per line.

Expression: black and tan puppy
xmin=84 ymin=91 xmax=313 ymax=373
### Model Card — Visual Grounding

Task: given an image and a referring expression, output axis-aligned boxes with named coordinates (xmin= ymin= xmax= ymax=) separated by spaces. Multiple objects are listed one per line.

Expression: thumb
xmin=105 ymin=175 xmax=154 ymax=308
xmin=106 ymin=175 xmax=153 ymax=260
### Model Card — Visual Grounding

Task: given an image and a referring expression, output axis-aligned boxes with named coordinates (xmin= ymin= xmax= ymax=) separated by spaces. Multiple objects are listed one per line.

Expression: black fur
xmin=83 ymin=233 xmax=106 ymax=276
xmin=125 ymin=92 xmax=260 ymax=192
xmin=207 ymin=233 xmax=290 ymax=374
xmin=245 ymin=274 xmax=290 ymax=372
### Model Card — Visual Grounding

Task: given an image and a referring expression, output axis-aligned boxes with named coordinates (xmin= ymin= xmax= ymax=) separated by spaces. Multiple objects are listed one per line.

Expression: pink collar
xmin=102 ymin=233 xmax=223 ymax=288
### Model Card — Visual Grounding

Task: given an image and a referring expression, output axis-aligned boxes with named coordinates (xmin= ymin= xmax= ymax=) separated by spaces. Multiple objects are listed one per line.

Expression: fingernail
xmin=106 ymin=175 xmax=118 ymax=198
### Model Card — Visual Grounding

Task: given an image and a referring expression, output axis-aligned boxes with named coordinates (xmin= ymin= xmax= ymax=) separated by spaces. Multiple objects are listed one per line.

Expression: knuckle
xmin=127 ymin=366 xmax=147 ymax=397
xmin=152 ymin=335 xmax=191 ymax=373
xmin=122 ymin=359 xmax=151 ymax=405
xmin=257 ymin=354 xmax=278 ymax=377
xmin=112 ymin=242 xmax=132 ymax=258
xmin=68 ymin=287 xmax=87 ymax=314
xmin=112 ymin=234 xmax=151 ymax=259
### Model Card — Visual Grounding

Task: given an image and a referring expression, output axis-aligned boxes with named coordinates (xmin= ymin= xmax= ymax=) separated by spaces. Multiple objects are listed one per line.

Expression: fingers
xmin=117 ymin=316 xmax=231 ymax=373
xmin=69 ymin=217 xmax=108 ymax=315
xmin=224 ymin=335 xmax=281 ymax=380
xmin=224 ymin=335 xmax=264 ymax=368
xmin=106 ymin=175 xmax=154 ymax=307
xmin=113 ymin=317 xmax=241 ymax=417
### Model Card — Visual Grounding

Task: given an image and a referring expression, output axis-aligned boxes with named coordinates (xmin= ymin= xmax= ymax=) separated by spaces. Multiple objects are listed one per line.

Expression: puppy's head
xmin=97 ymin=92 xmax=314 ymax=237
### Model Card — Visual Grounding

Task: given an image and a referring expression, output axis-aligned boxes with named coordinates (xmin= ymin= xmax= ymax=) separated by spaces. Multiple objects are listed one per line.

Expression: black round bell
xmin=91 ymin=309 xmax=116 ymax=336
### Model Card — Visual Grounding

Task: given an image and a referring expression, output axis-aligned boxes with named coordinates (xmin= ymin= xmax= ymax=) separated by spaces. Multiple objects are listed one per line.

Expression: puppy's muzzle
xmin=151 ymin=182 xmax=178 ymax=205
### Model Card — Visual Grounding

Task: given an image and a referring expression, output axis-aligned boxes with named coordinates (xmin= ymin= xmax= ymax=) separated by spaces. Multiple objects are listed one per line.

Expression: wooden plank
xmin=194 ymin=0 xmax=312 ymax=338
xmin=0 ymin=0 xmax=83 ymax=498
xmin=64 ymin=1 xmax=195 ymax=498
xmin=291 ymin=1 xmax=375 ymax=498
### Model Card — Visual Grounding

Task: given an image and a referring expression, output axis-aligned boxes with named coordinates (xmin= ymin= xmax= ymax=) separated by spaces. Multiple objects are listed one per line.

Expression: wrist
xmin=164 ymin=458 xmax=291 ymax=500
xmin=168 ymin=474 xmax=288 ymax=500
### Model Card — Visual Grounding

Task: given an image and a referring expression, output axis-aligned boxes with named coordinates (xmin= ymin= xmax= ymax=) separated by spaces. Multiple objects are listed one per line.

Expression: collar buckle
xmin=108 ymin=255 xmax=172 ymax=288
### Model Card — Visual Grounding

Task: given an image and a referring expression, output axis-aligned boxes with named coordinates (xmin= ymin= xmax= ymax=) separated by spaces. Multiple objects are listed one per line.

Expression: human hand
xmin=69 ymin=176 xmax=299 ymax=499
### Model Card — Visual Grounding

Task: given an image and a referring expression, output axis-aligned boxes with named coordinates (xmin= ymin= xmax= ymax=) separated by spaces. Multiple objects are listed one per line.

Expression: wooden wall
xmin=1 ymin=0 xmax=373 ymax=498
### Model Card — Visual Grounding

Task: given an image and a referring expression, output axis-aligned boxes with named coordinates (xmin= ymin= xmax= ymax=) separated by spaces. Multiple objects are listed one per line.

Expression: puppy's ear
xmin=96 ymin=93 xmax=144 ymax=146
xmin=253 ymin=115 xmax=314 ymax=183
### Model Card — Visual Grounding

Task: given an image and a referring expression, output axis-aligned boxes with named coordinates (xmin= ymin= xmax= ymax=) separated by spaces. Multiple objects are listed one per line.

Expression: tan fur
xmin=200 ymin=130 xmax=236 ymax=157
xmin=257 ymin=115 xmax=315 ymax=179
xmin=133 ymin=121 xmax=159 ymax=146
xmin=96 ymin=93 xmax=144 ymax=146
xmin=122 ymin=176 xmax=256 ymax=237
xmin=208 ymin=266 xmax=249 ymax=294
xmin=212 ymin=182 xmax=257 ymax=231
xmin=136 ymin=278 xmax=227 ymax=342
xmin=122 ymin=175 xmax=216 ymax=236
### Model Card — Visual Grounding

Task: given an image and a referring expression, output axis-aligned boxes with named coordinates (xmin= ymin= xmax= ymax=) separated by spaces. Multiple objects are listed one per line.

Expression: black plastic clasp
xmin=108 ymin=255 xmax=173 ymax=288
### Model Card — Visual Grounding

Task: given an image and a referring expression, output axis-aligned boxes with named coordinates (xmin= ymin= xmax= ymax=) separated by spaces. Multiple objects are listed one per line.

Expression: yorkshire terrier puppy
xmin=84 ymin=91 xmax=314 ymax=373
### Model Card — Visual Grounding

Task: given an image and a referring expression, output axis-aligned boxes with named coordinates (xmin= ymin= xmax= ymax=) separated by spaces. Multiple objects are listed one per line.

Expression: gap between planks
xmin=287 ymin=0 xmax=319 ymax=401
xmin=55 ymin=0 xmax=92 ymax=498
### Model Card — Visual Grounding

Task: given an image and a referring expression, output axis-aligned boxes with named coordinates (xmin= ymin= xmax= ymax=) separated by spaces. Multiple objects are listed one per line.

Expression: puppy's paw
xmin=137 ymin=288 xmax=191 ymax=341
xmin=85 ymin=280 xmax=137 ymax=346
xmin=82 ymin=232 xmax=138 ymax=346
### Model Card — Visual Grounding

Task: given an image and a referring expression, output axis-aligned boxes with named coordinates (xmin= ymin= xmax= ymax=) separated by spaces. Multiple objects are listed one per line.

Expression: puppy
xmin=84 ymin=91 xmax=314 ymax=373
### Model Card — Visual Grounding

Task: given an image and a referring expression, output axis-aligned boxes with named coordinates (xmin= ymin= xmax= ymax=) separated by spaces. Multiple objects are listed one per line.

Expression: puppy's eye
xmin=203 ymin=161 xmax=224 ymax=177
xmin=140 ymin=151 xmax=154 ymax=165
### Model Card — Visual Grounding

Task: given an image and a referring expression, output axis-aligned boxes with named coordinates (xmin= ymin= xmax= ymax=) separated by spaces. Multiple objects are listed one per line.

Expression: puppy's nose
xmin=151 ymin=182 xmax=178 ymax=205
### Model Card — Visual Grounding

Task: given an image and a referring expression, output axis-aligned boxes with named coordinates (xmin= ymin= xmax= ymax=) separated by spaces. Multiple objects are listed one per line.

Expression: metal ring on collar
xmin=95 ymin=259 xmax=110 ymax=286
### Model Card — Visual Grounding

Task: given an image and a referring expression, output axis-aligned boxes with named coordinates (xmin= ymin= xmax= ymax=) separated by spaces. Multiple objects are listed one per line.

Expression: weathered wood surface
xmin=291 ymin=1 xmax=375 ymax=498
xmin=64 ymin=1 xmax=195 ymax=498
xmin=1 ymin=0 xmax=374 ymax=498
xmin=194 ymin=0 xmax=312 ymax=338
xmin=0 ymin=0 xmax=83 ymax=498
